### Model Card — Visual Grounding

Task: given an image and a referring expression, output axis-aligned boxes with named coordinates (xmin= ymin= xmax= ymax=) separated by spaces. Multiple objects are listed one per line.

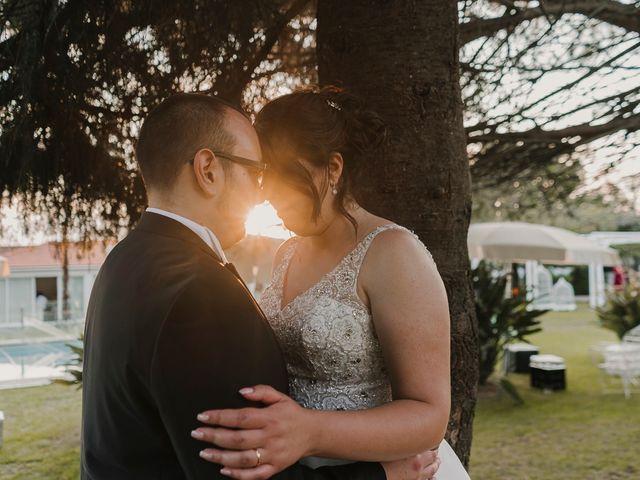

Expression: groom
xmin=81 ymin=93 xmax=436 ymax=479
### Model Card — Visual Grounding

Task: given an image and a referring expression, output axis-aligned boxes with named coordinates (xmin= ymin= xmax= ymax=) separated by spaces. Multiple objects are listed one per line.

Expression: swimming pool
xmin=0 ymin=340 xmax=78 ymax=366
xmin=0 ymin=340 xmax=80 ymax=387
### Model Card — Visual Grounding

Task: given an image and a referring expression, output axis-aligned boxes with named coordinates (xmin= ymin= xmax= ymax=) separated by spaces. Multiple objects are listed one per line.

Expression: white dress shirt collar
xmin=146 ymin=207 xmax=228 ymax=263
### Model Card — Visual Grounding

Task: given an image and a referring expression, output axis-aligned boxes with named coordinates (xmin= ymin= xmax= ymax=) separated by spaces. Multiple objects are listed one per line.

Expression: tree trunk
xmin=61 ymin=225 xmax=71 ymax=322
xmin=317 ymin=0 xmax=478 ymax=465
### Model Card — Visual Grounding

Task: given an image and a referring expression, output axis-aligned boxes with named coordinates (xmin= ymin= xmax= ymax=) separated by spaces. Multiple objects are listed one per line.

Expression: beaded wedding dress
xmin=260 ymin=224 xmax=470 ymax=479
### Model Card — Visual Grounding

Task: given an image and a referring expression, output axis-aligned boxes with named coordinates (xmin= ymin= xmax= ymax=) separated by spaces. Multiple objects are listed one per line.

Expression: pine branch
xmin=461 ymin=0 xmax=640 ymax=44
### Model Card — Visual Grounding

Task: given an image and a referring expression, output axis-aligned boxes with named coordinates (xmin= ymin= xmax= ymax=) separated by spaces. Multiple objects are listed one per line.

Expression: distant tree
xmin=471 ymin=161 xmax=638 ymax=233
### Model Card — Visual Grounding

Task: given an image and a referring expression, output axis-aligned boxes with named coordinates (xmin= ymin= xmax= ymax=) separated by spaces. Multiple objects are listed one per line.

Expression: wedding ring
xmin=255 ymin=448 xmax=262 ymax=467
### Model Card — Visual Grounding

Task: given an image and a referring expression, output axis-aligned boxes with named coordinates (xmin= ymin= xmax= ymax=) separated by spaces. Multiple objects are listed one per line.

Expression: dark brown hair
xmin=254 ymin=86 xmax=387 ymax=231
xmin=136 ymin=93 xmax=245 ymax=191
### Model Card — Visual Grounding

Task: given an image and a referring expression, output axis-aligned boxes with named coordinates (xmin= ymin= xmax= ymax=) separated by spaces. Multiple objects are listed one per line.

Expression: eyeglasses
xmin=189 ymin=150 xmax=267 ymax=186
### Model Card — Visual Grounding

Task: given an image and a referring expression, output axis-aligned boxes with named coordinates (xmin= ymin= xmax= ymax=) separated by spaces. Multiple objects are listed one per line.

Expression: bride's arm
xmin=193 ymin=230 xmax=450 ymax=469
xmin=309 ymin=229 xmax=450 ymax=460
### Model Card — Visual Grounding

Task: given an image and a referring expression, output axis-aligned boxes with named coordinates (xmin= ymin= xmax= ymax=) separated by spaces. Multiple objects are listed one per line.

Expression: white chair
xmin=623 ymin=325 xmax=640 ymax=345
xmin=592 ymin=342 xmax=640 ymax=399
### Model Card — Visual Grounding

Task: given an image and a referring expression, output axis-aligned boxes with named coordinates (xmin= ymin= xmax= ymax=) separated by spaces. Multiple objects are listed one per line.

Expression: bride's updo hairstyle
xmin=255 ymin=86 xmax=387 ymax=229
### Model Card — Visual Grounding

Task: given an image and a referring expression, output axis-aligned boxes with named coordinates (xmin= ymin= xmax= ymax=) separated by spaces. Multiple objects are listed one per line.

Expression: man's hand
xmin=382 ymin=449 xmax=440 ymax=480
xmin=191 ymin=385 xmax=315 ymax=479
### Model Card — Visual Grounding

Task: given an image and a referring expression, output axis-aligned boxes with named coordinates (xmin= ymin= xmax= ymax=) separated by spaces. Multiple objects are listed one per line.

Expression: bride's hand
xmin=191 ymin=384 xmax=314 ymax=479
xmin=382 ymin=449 xmax=440 ymax=480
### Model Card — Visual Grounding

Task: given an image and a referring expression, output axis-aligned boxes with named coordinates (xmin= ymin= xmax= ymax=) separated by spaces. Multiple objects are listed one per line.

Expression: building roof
xmin=0 ymin=242 xmax=108 ymax=269
xmin=0 ymin=235 xmax=286 ymax=278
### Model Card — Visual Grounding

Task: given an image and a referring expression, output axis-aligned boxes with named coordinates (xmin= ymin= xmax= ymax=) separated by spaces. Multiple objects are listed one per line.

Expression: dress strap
xmin=272 ymin=237 xmax=301 ymax=293
xmin=351 ymin=224 xmax=435 ymax=275
xmin=351 ymin=224 xmax=406 ymax=273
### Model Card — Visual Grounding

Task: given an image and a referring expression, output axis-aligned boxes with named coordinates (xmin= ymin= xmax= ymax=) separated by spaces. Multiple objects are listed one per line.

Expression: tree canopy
xmin=461 ymin=0 xmax=639 ymax=221
xmin=0 ymin=0 xmax=312 ymax=240
xmin=1 ymin=0 xmax=638 ymax=241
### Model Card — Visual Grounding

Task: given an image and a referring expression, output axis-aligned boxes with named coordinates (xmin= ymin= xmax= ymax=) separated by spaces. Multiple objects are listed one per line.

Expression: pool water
xmin=0 ymin=340 xmax=79 ymax=366
xmin=0 ymin=340 xmax=80 ymax=386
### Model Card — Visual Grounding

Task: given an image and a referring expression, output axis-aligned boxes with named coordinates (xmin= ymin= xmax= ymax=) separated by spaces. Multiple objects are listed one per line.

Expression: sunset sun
xmin=245 ymin=202 xmax=291 ymax=238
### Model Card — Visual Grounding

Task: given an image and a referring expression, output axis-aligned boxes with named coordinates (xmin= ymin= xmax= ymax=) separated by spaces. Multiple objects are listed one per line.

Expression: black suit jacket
xmin=81 ymin=212 xmax=385 ymax=480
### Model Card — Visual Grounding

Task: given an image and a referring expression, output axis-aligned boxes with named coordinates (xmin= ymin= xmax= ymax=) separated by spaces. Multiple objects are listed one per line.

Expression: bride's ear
xmin=328 ymin=152 xmax=344 ymax=186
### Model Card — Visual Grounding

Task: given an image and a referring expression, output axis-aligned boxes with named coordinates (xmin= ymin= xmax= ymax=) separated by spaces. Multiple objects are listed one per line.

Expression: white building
xmin=0 ymin=243 xmax=106 ymax=326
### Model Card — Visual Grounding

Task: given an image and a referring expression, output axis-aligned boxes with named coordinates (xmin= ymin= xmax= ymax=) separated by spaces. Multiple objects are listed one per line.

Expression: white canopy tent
xmin=585 ymin=231 xmax=640 ymax=308
xmin=468 ymin=222 xmax=621 ymax=308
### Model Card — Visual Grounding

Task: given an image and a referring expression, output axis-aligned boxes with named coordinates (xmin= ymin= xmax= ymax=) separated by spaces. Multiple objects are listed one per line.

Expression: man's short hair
xmin=135 ymin=93 xmax=245 ymax=191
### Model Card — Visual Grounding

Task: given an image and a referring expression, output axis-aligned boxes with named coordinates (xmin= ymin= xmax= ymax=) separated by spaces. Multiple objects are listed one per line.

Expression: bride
xmin=193 ymin=87 xmax=470 ymax=479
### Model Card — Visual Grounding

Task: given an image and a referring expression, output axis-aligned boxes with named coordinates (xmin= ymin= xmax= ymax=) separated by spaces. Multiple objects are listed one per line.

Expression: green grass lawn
xmin=469 ymin=303 xmax=640 ymax=479
xmin=0 ymin=383 xmax=81 ymax=479
xmin=0 ymin=302 xmax=638 ymax=479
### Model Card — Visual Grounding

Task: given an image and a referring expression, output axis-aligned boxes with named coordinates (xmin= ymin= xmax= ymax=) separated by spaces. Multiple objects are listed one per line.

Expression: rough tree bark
xmin=317 ymin=0 xmax=478 ymax=465
xmin=60 ymin=220 xmax=71 ymax=322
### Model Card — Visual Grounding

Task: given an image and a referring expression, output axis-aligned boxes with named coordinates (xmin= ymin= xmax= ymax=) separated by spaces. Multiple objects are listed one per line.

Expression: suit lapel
xmin=135 ymin=212 xmax=224 ymax=265
xmin=224 ymin=262 xmax=242 ymax=280
xmin=135 ymin=212 xmax=270 ymax=320
xmin=136 ymin=212 xmax=255 ymax=291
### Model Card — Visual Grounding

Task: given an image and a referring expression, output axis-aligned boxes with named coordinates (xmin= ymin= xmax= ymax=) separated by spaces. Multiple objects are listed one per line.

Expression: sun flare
xmin=245 ymin=202 xmax=291 ymax=239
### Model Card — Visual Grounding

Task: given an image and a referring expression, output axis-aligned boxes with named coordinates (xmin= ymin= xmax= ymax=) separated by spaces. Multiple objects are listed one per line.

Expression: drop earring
xmin=330 ymin=183 xmax=338 ymax=195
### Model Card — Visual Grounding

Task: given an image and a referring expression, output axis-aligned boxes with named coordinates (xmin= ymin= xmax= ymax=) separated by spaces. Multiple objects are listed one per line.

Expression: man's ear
xmin=192 ymin=148 xmax=222 ymax=197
